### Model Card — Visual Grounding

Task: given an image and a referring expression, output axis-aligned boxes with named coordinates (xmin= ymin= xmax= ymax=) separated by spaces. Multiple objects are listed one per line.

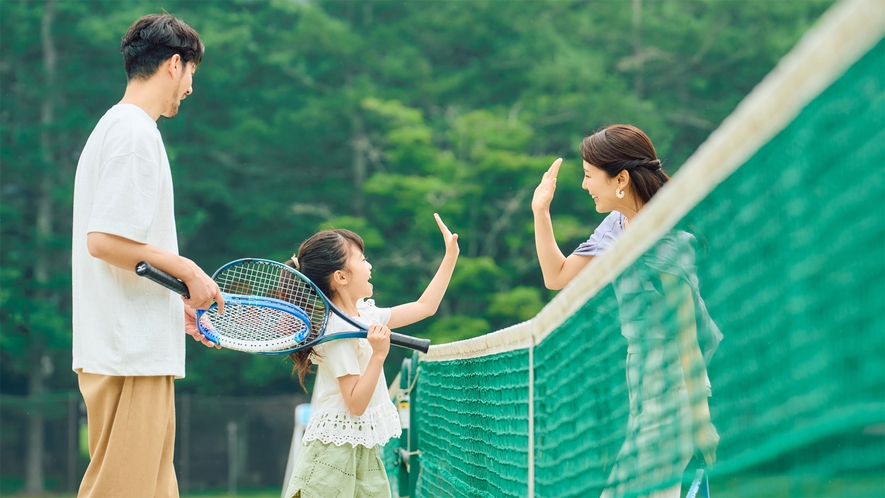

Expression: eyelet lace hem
xmin=302 ymin=401 xmax=402 ymax=448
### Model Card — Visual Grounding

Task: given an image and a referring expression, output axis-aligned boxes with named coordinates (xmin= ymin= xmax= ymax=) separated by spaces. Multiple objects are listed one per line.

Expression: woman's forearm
xmin=680 ymin=345 xmax=712 ymax=423
xmin=665 ymin=274 xmax=712 ymax=424
xmin=534 ymin=210 xmax=594 ymax=290
xmin=533 ymin=209 xmax=568 ymax=289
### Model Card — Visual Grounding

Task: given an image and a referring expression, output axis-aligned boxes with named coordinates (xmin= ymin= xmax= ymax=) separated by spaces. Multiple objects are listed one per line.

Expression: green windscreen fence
xmin=399 ymin=2 xmax=885 ymax=497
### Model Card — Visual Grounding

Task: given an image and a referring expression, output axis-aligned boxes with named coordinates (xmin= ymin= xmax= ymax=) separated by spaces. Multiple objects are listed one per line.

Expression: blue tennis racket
xmin=135 ymin=259 xmax=430 ymax=354
xmin=685 ymin=456 xmax=710 ymax=498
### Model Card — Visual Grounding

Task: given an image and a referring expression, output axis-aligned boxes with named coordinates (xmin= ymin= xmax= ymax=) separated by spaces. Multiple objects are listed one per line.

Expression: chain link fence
xmin=0 ymin=391 xmax=309 ymax=495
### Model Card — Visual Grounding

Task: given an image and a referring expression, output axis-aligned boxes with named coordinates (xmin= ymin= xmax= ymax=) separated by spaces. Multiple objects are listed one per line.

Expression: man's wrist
xmin=177 ymin=257 xmax=200 ymax=282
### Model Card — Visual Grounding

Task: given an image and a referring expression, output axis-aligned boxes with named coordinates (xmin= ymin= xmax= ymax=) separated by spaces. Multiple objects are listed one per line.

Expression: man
xmin=72 ymin=13 xmax=223 ymax=497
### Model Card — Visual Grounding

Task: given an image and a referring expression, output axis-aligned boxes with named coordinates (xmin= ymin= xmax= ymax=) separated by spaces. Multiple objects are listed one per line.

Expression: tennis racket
xmin=135 ymin=259 xmax=431 ymax=355
xmin=685 ymin=455 xmax=710 ymax=498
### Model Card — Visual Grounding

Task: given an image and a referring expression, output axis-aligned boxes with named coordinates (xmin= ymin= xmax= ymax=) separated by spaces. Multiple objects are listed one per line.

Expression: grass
xmin=3 ymin=475 xmax=883 ymax=497
xmin=0 ymin=491 xmax=281 ymax=498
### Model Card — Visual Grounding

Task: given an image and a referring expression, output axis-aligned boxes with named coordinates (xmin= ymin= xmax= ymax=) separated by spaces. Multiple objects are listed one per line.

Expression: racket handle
xmin=135 ymin=261 xmax=190 ymax=298
xmin=390 ymin=332 xmax=430 ymax=353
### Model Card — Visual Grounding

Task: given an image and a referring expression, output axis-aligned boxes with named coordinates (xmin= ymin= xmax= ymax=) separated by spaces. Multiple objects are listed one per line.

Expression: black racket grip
xmin=390 ymin=332 xmax=430 ymax=353
xmin=135 ymin=261 xmax=190 ymax=298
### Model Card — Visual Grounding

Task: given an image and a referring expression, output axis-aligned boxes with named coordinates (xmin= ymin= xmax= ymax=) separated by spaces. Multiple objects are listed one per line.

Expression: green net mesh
xmin=403 ymin=11 xmax=884 ymax=498
xmin=533 ymin=285 xmax=627 ymax=497
xmin=416 ymin=350 xmax=530 ymax=497
xmin=686 ymin=35 xmax=885 ymax=488
xmin=533 ymin=38 xmax=885 ymax=498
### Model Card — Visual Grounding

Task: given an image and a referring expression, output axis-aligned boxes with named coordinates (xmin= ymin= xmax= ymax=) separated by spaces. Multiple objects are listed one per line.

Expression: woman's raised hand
xmin=532 ymin=158 xmax=562 ymax=214
xmin=434 ymin=213 xmax=460 ymax=258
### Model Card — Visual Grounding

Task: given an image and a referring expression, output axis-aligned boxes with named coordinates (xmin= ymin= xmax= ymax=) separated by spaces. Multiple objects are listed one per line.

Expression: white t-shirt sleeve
xmin=357 ymin=299 xmax=391 ymax=326
xmin=87 ymin=151 xmax=161 ymax=243
xmin=310 ymin=300 xmax=390 ymax=378
xmin=313 ymin=339 xmax=362 ymax=378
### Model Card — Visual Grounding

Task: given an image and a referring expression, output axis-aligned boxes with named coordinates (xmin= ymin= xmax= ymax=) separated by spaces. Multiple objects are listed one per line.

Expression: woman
xmin=532 ymin=125 xmax=722 ymax=497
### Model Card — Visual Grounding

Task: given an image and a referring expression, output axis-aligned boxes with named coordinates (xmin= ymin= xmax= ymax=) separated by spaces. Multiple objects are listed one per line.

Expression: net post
xmin=397 ymin=357 xmax=412 ymax=496
xmin=528 ymin=330 xmax=535 ymax=498
xmin=408 ymin=350 xmax=421 ymax=496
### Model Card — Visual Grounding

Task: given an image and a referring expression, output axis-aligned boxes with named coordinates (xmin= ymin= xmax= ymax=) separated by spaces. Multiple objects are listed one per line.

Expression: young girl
xmin=283 ymin=213 xmax=459 ymax=498
xmin=532 ymin=125 xmax=722 ymax=498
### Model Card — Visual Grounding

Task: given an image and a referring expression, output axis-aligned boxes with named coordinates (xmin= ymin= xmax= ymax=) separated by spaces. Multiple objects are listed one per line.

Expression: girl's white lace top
xmin=302 ymin=299 xmax=402 ymax=448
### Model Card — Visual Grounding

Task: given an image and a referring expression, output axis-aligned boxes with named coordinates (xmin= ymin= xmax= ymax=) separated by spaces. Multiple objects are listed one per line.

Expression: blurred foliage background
xmin=1 ymin=0 xmax=832 ymax=401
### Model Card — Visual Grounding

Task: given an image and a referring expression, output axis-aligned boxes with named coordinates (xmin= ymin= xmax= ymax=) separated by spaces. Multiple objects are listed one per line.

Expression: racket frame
xmin=213 ymin=258 xmax=430 ymax=354
xmin=195 ymin=295 xmax=313 ymax=353
xmin=685 ymin=456 xmax=710 ymax=498
xmin=136 ymin=259 xmax=431 ymax=354
xmin=136 ymin=261 xmax=314 ymax=353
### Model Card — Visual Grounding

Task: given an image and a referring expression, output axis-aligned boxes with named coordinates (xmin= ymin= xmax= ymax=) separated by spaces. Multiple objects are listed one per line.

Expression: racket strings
xmin=214 ymin=260 xmax=330 ymax=347
xmin=201 ymin=304 xmax=308 ymax=349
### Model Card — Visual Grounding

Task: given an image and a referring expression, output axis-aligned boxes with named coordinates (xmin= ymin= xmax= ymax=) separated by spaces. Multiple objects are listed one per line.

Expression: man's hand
xmin=182 ymin=263 xmax=225 ymax=312
xmin=184 ymin=306 xmax=221 ymax=349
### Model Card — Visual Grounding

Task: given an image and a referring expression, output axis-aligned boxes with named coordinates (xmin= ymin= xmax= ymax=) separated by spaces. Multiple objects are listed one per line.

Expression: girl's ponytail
xmin=284 ymin=258 xmax=314 ymax=392
xmin=284 ymin=229 xmax=365 ymax=391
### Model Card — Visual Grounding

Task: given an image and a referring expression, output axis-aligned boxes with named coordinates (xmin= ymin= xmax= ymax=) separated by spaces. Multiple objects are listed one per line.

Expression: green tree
xmin=1 ymin=0 xmax=833 ymax=419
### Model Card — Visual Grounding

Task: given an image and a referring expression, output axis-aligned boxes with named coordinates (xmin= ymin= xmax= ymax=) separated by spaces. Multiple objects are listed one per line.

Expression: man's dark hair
xmin=120 ymin=13 xmax=204 ymax=81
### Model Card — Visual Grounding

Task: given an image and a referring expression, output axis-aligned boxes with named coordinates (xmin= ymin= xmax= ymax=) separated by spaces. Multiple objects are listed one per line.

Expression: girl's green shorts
xmin=285 ymin=439 xmax=391 ymax=498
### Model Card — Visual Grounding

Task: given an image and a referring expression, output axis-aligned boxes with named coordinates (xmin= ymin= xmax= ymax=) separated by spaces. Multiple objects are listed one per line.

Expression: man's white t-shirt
xmin=72 ymin=104 xmax=185 ymax=378
xmin=301 ymin=299 xmax=402 ymax=448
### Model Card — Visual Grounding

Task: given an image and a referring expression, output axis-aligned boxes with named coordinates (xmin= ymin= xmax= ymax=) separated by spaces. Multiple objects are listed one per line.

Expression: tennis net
xmin=402 ymin=1 xmax=885 ymax=496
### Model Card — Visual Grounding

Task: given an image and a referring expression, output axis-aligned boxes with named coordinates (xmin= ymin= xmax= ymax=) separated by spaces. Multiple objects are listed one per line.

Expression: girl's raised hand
xmin=531 ymin=158 xmax=562 ymax=214
xmin=434 ymin=213 xmax=460 ymax=257
xmin=386 ymin=213 xmax=460 ymax=329
xmin=367 ymin=323 xmax=391 ymax=359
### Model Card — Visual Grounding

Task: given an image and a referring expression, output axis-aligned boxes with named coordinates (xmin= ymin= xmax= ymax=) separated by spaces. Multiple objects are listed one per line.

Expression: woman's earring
xmin=616 ymin=187 xmax=625 ymax=199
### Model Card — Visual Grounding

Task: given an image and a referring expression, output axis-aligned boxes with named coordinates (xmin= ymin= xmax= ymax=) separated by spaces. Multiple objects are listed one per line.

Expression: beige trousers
xmin=77 ymin=372 xmax=178 ymax=498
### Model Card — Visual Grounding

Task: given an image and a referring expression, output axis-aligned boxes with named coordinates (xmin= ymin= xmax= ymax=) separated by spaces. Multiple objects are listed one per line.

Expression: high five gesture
xmin=388 ymin=213 xmax=460 ymax=328
xmin=531 ymin=158 xmax=562 ymax=214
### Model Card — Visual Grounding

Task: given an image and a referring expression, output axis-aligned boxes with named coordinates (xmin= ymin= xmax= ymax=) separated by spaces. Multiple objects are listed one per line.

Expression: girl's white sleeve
xmin=312 ymin=339 xmax=361 ymax=378
xmin=357 ymin=299 xmax=391 ymax=326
